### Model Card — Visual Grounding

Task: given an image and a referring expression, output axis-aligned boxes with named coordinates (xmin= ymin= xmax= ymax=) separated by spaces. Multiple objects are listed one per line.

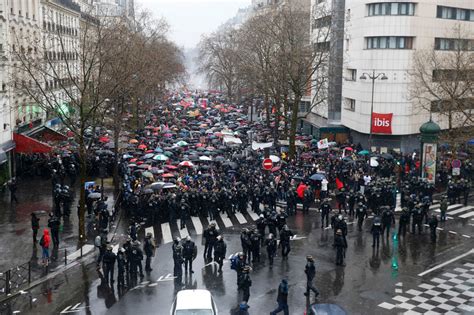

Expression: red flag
xmin=335 ymin=178 xmax=344 ymax=190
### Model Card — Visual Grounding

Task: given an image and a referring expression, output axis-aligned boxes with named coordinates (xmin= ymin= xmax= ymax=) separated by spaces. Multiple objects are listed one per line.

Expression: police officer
xmin=203 ymin=222 xmax=219 ymax=261
xmin=182 ymin=236 xmax=197 ymax=274
xmin=280 ymin=225 xmax=294 ymax=258
xmin=117 ymin=248 xmax=126 ymax=288
xmin=381 ymin=207 xmax=395 ymax=239
xmin=102 ymin=244 xmax=116 ymax=285
xmin=235 ymin=252 xmax=246 ymax=288
xmin=265 ymin=233 xmax=277 ymax=267
xmin=47 ymin=213 xmax=60 ymax=247
xmin=256 ymin=214 xmax=266 ymax=240
xmin=130 ymin=240 xmax=144 ymax=279
xmin=355 ymin=202 xmax=367 ymax=231
xmin=143 ymin=232 xmax=155 ymax=272
xmin=334 ymin=229 xmax=347 ymax=266
xmin=240 ymin=228 xmax=252 ymax=264
xmin=179 ymin=198 xmax=190 ymax=229
xmin=250 ymin=228 xmax=261 ymax=263
xmin=173 ymin=242 xmax=184 ymax=278
xmin=304 ymin=255 xmax=319 ymax=299
xmin=371 ymin=216 xmax=382 ymax=249
xmin=429 ymin=214 xmax=438 ymax=243
xmin=320 ymin=198 xmax=331 ymax=228
xmin=214 ymin=235 xmax=227 ymax=272
xmin=270 ymin=279 xmax=289 ymax=315
xmin=440 ymin=195 xmax=448 ymax=222
xmin=412 ymin=204 xmax=424 ymax=234
xmin=239 ymin=266 xmax=252 ymax=303
xmin=398 ymin=207 xmax=410 ymax=238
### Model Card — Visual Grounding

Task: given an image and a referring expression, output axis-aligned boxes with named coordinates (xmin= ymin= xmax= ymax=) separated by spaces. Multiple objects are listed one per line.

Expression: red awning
xmin=14 ymin=133 xmax=52 ymax=154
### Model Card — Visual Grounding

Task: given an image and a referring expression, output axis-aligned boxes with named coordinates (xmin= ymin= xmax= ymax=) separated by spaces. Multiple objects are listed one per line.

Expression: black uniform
xmin=429 ymin=215 xmax=438 ymax=243
xmin=102 ymin=248 xmax=116 ymax=285
xmin=214 ymin=238 xmax=227 ymax=272
xmin=47 ymin=215 xmax=60 ymax=247
xmin=203 ymin=225 xmax=219 ymax=260
xmin=239 ymin=270 xmax=252 ymax=303
xmin=304 ymin=260 xmax=319 ymax=298
xmin=265 ymin=236 xmax=277 ymax=266
xmin=182 ymin=239 xmax=197 ymax=274
xmin=320 ymin=202 xmax=331 ymax=228
xmin=334 ymin=233 xmax=347 ymax=266
xmin=371 ymin=217 xmax=382 ymax=248
xmin=280 ymin=227 xmax=294 ymax=257
xmin=143 ymin=236 xmax=155 ymax=272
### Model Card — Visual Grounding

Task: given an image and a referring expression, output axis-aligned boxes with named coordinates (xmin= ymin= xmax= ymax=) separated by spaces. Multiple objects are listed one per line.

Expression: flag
xmin=335 ymin=178 xmax=344 ymax=190
xmin=317 ymin=138 xmax=329 ymax=149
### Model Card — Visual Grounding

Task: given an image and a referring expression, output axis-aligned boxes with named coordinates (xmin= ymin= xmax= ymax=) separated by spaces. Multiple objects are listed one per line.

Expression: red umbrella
xmin=179 ymin=161 xmax=194 ymax=167
xmin=165 ymin=165 xmax=178 ymax=170
xmin=98 ymin=136 xmax=110 ymax=143
xmin=271 ymin=166 xmax=281 ymax=172
xmin=161 ymin=173 xmax=176 ymax=178
xmin=137 ymin=161 xmax=144 ymax=165
xmin=145 ymin=149 xmax=154 ymax=153
xmin=196 ymin=143 xmax=205 ymax=147
xmin=130 ymin=158 xmax=137 ymax=163
xmin=138 ymin=144 xmax=147 ymax=150
xmin=344 ymin=147 xmax=354 ymax=151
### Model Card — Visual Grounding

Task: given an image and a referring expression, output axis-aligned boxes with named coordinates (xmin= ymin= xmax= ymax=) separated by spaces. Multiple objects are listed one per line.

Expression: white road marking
xmin=436 ymin=227 xmax=443 ymax=231
xmin=459 ymin=210 xmax=474 ymax=219
xmin=234 ymin=212 xmax=247 ymax=224
xmin=462 ymin=235 xmax=471 ymax=238
xmin=448 ymin=206 xmax=473 ymax=216
xmin=418 ymin=249 xmax=474 ymax=276
xmin=248 ymin=211 xmax=259 ymax=221
xmin=176 ymin=219 xmax=190 ymax=239
xmin=448 ymin=231 xmax=458 ymax=235
xmin=191 ymin=216 xmax=203 ymax=235
xmin=161 ymin=222 xmax=173 ymax=244
xmin=218 ymin=212 xmax=233 ymax=228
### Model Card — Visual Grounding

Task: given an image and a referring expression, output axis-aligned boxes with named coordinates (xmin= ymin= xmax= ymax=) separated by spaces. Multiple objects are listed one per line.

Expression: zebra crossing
xmin=430 ymin=202 xmax=474 ymax=220
xmin=156 ymin=209 xmax=260 ymax=244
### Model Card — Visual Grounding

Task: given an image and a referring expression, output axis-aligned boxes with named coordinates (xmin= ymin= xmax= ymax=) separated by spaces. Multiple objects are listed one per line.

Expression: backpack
xmin=230 ymin=255 xmax=239 ymax=270
xmin=39 ymin=236 xmax=45 ymax=247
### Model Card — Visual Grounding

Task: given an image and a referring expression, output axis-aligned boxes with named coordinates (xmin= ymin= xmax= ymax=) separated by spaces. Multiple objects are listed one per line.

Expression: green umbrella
xmin=358 ymin=150 xmax=370 ymax=155
xmin=153 ymin=154 xmax=169 ymax=161
xmin=164 ymin=151 xmax=173 ymax=157
xmin=176 ymin=140 xmax=189 ymax=147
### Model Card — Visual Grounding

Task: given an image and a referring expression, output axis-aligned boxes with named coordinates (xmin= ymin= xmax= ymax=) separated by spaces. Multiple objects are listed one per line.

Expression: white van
xmin=170 ymin=289 xmax=218 ymax=315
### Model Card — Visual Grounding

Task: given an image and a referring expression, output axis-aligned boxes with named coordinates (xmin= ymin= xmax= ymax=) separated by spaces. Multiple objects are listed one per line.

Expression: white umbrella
xmin=370 ymin=157 xmax=379 ymax=167
xmin=199 ymin=156 xmax=212 ymax=161
xmin=269 ymin=155 xmax=281 ymax=163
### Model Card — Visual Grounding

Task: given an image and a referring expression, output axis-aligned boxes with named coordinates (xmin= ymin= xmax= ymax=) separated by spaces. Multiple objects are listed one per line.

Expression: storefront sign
xmin=372 ymin=113 xmax=393 ymax=134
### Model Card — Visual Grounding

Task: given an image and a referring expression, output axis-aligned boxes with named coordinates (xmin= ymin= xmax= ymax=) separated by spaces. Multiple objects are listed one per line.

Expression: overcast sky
xmin=136 ymin=0 xmax=251 ymax=49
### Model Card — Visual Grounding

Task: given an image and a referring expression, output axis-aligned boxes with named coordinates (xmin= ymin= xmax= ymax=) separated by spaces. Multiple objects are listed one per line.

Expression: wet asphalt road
xmin=5 ymin=197 xmax=473 ymax=315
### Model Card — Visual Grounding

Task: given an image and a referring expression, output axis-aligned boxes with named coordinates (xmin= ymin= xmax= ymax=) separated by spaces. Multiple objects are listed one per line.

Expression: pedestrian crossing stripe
xmin=430 ymin=204 xmax=474 ymax=219
xmin=177 ymin=219 xmax=190 ymax=239
xmin=154 ymin=209 xmax=261 ymax=245
xmin=459 ymin=210 xmax=474 ymax=219
xmin=447 ymin=206 xmax=473 ymax=216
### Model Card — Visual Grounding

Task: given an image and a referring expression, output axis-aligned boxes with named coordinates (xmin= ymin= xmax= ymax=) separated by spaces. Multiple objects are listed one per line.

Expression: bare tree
xmin=197 ymin=28 xmax=241 ymax=102
xmin=410 ymin=24 xmax=474 ymax=146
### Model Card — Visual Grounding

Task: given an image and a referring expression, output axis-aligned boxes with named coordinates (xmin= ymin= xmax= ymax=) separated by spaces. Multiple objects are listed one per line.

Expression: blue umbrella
xmin=154 ymin=147 xmax=163 ymax=153
xmin=468 ymin=139 xmax=474 ymax=145
xmin=310 ymin=173 xmax=326 ymax=181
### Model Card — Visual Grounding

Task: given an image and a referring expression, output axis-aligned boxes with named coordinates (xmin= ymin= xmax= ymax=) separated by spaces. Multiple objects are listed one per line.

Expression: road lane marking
xmin=191 ymin=216 xmax=203 ymax=235
xmin=462 ymin=235 xmax=471 ymax=238
xmin=449 ymin=231 xmax=458 ymax=235
xmin=234 ymin=211 xmax=247 ymax=224
xmin=448 ymin=206 xmax=473 ymax=216
xmin=218 ymin=212 xmax=232 ymax=227
xmin=248 ymin=211 xmax=259 ymax=221
xmin=418 ymin=249 xmax=474 ymax=276
xmin=176 ymin=219 xmax=190 ymax=239
xmin=459 ymin=210 xmax=474 ymax=219
xmin=161 ymin=223 xmax=173 ymax=244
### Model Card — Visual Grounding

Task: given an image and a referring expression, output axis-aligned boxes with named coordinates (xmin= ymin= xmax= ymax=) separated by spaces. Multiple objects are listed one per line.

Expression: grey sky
xmin=137 ymin=0 xmax=251 ymax=49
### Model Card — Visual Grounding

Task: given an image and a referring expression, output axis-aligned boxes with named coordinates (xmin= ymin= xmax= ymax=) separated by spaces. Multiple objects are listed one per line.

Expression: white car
xmin=170 ymin=289 xmax=218 ymax=315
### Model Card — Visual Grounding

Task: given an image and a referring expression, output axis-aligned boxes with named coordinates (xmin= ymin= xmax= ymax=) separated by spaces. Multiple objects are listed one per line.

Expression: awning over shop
xmin=13 ymin=133 xmax=52 ymax=154
xmin=25 ymin=126 xmax=68 ymax=142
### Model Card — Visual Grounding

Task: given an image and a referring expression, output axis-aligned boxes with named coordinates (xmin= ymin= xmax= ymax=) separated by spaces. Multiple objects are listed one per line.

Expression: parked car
xmin=170 ymin=289 xmax=218 ymax=315
xmin=305 ymin=303 xmax=347 ymax=315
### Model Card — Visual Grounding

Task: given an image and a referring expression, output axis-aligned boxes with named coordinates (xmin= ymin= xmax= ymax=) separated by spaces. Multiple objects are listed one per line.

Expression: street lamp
xmin=360 ymin=70 xmax=388 ymax=151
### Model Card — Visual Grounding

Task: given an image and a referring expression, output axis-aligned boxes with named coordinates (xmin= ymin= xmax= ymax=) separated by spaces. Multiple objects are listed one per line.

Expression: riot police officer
xmin=102 ymin=244 xmax=116 ymax=285
xmin=412 ymin=204 xmax=424 ymax=234
xmin=304 ymin=255 xmax=319 ymax=299
xmin=265 ymin=233 xmax=277 ymax=267
xmin=355 ymin=202 xmax=367 ymax=231
xmin=280 ymin=225 xmax=294 ymax=257
xmin=381 ymin=207 xmax=395 ymax=238
xmin=203 ymin=222 xmax=219 ymax=261
xmin=239 ymin=266 xmax=252 ymax=303
xmin=250 ymin=229 xmax=261 ymax=263
xmin=371 ymin=216 xmax=382 ymax=249
xmin=143 ymin=232 xmax=155 ymax=272
xmin=429 ymin=214 xmax=438 ymax=243
xmin=214 ymin=235 xmax=227 ymax=272
xmin=182 ymin=236 xmax=197 ymax=274
xmin=320 ymin=199 xmax=331 ymax=228
xmin=117 ymin=248 xmax=126 ymax=288
xmin=398 ymin=207 xmax=410 ymax=237
xmin=240 ymin=228 xmax=252 ymax=264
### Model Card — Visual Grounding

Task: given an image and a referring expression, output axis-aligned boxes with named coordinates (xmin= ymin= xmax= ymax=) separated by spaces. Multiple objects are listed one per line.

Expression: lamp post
xmin=359 ymin=70 xmax=388 ymax=151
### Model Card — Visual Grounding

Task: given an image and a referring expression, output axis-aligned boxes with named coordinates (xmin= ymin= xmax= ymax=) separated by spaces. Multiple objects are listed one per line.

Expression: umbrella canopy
xmin=179 ymin=161 xmax=195 ymax=167
xmin=138 ymin=144 xmax=147 ymax=150
xmin=381 ymin=153 xmax=394 ymax=160
xmin=163 ymin=151 xmax=173 ymax=157
xmin=310 ymin=173 xmax=326 ymax=181
xmin=269 ymin=155 xmax=280 ymax=163
xmin=199 ymin=156 xmax=212 ymax=161
xmin=176 ymin=140 xmax=189 ymax=147
xmin=165 ymin=165 xmax=178 ymax=170
xmin=370 ymin=157 xmax=379 ymax=167
xmin=129 ymin=139 xmax=138 ymax=144
xmin=150 ymin=182 xmax=166 ymax=190
xmin=88 ymin=192 xmax=101 ymax=200
xmin=143 ymin=153 xmax=155 ymax=159
xmin=468 ymin=139 xmax=474 ymax=145
xmin=153 ymin=154 xmax=169 ymax=161
xmin=154 ymin=147 xmax=164 ymax=153
xmin=142 ymin=171 xmax=154 ymax=178
xmin=163 ymin=183 xmax=177 ymax=189
xmin=214 ymin=156 xmax=225 ymax=162
xmin=358 ymin=150 xmax=370 ymax=156
xmin=161 ymin=173 xmax=176 ymax=178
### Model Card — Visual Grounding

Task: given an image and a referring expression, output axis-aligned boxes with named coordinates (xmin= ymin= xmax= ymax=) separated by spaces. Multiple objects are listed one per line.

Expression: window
xmin=368 ymin=2 xmax=415 ymax=16
xmin=314 ymin=41 xmax=330 ymax=52
xmin=435 ymin=38 xmax=474 ymax=51
xmin=366 ymin=36 xmax=413 ymax=49
xmin=437 ymin=6 xmax=473 ymax=21
xmin=432 ymin=69 xmax=474 ymax=82
xmin=345 ymin=98 xmax=356 ymax=111
xmin=431 ymin=99 xmax=474 ymax=112
xmin=312 ymin=15 xmax=331 ymax=29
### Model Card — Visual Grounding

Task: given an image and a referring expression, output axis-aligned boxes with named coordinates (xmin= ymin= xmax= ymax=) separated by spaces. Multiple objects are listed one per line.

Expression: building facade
xmin=342 ymin=0 xmax=474 ymax=152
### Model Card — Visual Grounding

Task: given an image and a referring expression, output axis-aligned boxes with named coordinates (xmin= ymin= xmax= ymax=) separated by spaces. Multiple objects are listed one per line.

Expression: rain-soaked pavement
xmin=2 ymin=196 xmax=473 ymax=315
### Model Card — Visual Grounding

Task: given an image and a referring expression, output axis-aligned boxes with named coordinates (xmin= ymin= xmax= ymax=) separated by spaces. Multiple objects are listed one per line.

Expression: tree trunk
xmin=78 ymin=136 xmax=87 ymax=247
xmin=264 ymin=93 xmax=270 ymax=128
xmin=283 ymin=94 xmax=289 ymax=138
xmin=289 ymin=95 xmax=301 ymax=159
xmin=113 ymin=123 xmax=120 ymax=193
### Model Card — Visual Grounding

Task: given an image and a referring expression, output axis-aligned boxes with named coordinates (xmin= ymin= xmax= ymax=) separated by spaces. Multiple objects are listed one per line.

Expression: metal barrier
xmin=0 ymin=262 xmax=31 ymax=295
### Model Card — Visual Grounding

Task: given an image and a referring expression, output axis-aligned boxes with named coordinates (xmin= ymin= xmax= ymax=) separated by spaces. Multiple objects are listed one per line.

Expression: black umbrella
xmin=214 ymin=156 xmax=225 ymax=162
xmin=381 ymin=153 xmax=394 ymax=160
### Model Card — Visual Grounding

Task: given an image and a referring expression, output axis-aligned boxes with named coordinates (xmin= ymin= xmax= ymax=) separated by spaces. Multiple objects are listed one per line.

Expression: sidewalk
xmin=0 ymin=177 xmax=118 ymax=293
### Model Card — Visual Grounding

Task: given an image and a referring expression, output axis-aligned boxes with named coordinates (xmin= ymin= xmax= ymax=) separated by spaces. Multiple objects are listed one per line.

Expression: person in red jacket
xmin=40 ymin=229 xmax=51 ymax=266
